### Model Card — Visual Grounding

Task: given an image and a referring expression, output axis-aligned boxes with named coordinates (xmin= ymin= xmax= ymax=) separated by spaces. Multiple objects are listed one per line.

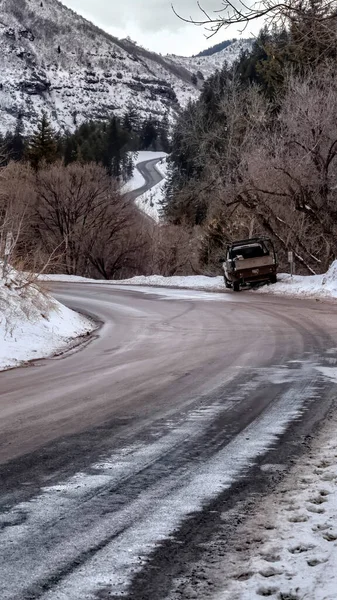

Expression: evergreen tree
xmin=140 ymin=117 xmax=158 ymax=150
xmin=27 ymin=114 xmax=58 ymax=169
xmin=121 ymin=152 xmax=134 ymax=181
xmin=5 ymin=116 xmax=25 ymax=162
xmin=102 ymin=117 xmax=128 ymax=177
xmin=63 ymin=134 xmax=79 ymax=165
xmin=159 ymin=113 xmax=171 ymax=153
xmin=122 ymin=104 xmax=141 ymax=133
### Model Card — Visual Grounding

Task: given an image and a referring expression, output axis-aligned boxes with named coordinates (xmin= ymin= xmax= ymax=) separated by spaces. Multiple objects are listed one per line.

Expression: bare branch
xmin=172 ymin=0 xmax=337 ymax=36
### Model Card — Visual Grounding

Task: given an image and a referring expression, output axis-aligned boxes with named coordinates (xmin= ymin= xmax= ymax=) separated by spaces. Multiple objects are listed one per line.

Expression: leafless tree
xmin=178 ymin=67 xmax=337 ymax=273
xmin=34 ymin=161 xmax=138 ymax=276
xmin=147 ymin=224 xmax=200 ymax=276
xmin=224 ymin=69 xmax=337 ymax=272
xmin=88 ymin=216 xmax=153 ymax=280
xmin=172 ymin=0 xmax=337 ymax=36
xmin=0 ymin=162 xmax=35 ymax=278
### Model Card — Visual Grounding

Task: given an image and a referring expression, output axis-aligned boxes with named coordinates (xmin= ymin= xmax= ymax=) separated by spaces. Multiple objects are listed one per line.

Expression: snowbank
xmin=41 ymin=273 xmax=226 ymax=291
xmin=124 ymin=167 xmax=146 ymax=193
xmin=108 ymin=274 xmax=225 ymax=291
xmin=41 ymin=261 xmax=337 ymax=301
xmin=256 ymin=261 xmax=337 ymax=299
xmin=135 ymin=151 xmax=167 ymax=165
xmin=0 ymin=268 xmax=94 ymax=371
xmin=113 ymin=261 xmax=337 ymax=299
xmin=40 ymin=274 xmax=98 ymax=283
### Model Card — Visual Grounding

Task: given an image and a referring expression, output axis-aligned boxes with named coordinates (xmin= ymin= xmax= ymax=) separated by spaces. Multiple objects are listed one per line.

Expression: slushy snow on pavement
xmin=0 ymin=267 xmax=94 ymax=371
xmin=214 ymin=385 xmax=337 ymax=600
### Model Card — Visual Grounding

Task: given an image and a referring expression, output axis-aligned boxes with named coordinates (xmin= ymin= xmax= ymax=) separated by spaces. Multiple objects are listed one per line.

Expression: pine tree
xmin=126 ymin=154 xmax=134 ymax=179
xmin=140 ymin=118 xmax=158 ymax=150
xmin=159 ymin=113 xmax=171 ymax=153
xmin=122 ymin=104 xmax=140 ymax=133
xmin=63 ymin=134 xmax=79 ymax=165
xmin=103 ymin=117 xmax=129 ymax=177
xmin=5 ymin=116 xmax=25 ymax=162
xmin=27 ymin=114 xmax=58 ymax=169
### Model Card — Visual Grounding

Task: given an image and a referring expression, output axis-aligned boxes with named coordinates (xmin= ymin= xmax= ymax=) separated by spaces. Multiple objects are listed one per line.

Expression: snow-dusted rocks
xmin=0 ymin=267 xmax=94 ymax=371
xmin=0 ymin=0 xmax=252 ymax=134
xmin=0 ymin=0 xmax=197 ymax=134
xmin=167 ymin=39 xmax=253 ymax=81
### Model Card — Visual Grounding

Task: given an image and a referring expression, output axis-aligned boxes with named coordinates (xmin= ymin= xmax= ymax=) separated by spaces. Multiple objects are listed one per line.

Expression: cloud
xmin=62 ymin=0 xmax=256 ymax=55
xmin=63 ymin=0 xmax=224 ymax=33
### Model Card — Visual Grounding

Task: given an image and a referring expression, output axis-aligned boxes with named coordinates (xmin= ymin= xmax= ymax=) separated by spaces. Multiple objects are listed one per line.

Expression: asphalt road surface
xmin=127 ymin=157 xmax=165 ymax=202
xmin=1 ymin=284 xmax=337 ymax=600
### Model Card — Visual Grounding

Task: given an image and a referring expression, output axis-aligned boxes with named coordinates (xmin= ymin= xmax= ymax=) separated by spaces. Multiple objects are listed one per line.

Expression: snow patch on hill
xmin=0 ymin=0 xmax=253 ymax=134
xmin=168 ymin=39 xmax=253 ymax=81
xmin=0 ymin=267 xmax=94 ymax=371
xmin=0 ymin=0 xmax=198 ymax=134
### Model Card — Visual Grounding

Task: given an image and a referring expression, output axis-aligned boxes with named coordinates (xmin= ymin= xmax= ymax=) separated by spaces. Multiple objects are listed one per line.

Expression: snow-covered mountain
xmin=0 ymin=0 xmax=252 ymax=135
xmin=168 ymin=40 xmax=253 ymax=81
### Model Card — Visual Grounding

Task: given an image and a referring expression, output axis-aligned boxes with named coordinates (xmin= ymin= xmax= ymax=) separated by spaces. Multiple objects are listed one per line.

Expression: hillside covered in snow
xmin=0 ymin=0 xmax=252 ymax=135
xmin=0 ymin=0 xmax=197 ymax=134
xmin=168 ymin=39 xmax=253 ymax=81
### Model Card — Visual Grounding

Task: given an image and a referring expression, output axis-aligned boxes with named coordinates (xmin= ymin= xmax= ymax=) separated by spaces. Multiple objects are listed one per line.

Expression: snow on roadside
xmin=108 ymin=273 xmax=225 ymax=290
xmin=135 ymin=156 xmax=168 ymax=221
xmin=39 ymin=274 xmax=98 ymax=283
xmin=41 ymin=273 xmax=226 ymax=291
xmin=41 ymin=260 xmax=337 ymax=301
xmin=106 ymin=261 xmax=337 ymax=299
xmin=0 ymin=268 xmax=95 ymax=371
xmin=255 ymin=261 xmax=337 ymax=299
xmin=213 ymin=384 xmax=337 ymax=600
xmin=123 ymin=166 xmax=145 ymax=193
xmin=134 ymin=151 xmax=167 ymax=165
xmin=155 ymin=155 xmax=168 ymax=179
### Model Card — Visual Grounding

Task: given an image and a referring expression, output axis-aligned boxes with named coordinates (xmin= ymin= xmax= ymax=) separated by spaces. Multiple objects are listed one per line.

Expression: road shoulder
xmin=170 ymin=384 xmax=337 ymax=600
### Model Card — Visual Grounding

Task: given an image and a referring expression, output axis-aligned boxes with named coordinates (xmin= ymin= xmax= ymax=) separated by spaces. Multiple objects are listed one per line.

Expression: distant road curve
xmin=127 ymin=157 xmax=166 ymax=201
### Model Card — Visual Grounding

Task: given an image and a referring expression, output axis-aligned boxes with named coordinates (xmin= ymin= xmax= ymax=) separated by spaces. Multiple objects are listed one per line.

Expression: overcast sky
xmin=62 ymin=0 xmax=259 ymax=56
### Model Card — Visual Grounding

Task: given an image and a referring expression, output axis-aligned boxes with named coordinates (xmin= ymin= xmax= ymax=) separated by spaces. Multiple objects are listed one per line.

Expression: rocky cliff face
xmin=0 ymin=0 xmax=250 ymax=134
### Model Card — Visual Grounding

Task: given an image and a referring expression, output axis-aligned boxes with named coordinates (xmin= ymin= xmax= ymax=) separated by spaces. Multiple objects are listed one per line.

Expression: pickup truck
xmin=221 ymin=237 xmax=278 ymax=292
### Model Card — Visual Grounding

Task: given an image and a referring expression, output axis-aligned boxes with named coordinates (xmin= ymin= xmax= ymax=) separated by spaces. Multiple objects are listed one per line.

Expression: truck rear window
xmin=231 ymin=244 xmax=268 ymax=259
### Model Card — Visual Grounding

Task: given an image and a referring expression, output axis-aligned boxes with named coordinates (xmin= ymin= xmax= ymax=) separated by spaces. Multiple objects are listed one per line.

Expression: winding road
xmin=127 ymin=156 xmax=166 ymax=202
xmin=1 ymin=284 xmax=337 ymax=599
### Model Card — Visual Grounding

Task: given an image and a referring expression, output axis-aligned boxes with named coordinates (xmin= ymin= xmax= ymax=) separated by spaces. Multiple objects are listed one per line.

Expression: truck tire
xmin=224 ymin=276 xmax=232 ymax=289
xmin=233 ymin=281 xmax=240 ymax=292
xmin=270 ymin=274 xmax=277 ymax=284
